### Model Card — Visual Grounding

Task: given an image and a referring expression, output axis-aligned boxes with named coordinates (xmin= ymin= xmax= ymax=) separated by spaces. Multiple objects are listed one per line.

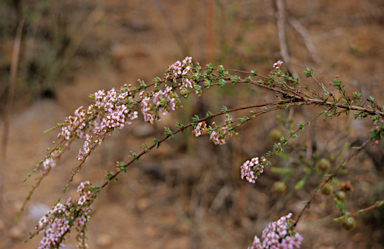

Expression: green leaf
xmin=369 ymin=96 xmax=375 ymax=103
xmin=303 ymin=68 xmax=314 ymax=78
xmin=218 ymin=79 xmax=225 ymax=87
xmin=175 ymin=122 xmax=185 ymax=129
xmin=334 ymin=197 xmax=344 ymax=211
xmin=153 ymin=138 xmax=160 ymax=148
xmin=295 ymin=176 xmax=308 ymax=190
xmin=164 ymin=127 xmax=174 ymax=139
xmin=271 ymin=167 xmax=294 ymax=174
xmin=221 ymin=106 xmax=228 ymax=114
xmin=297 ymin=122 xmax=304 ymax=130
xmin=275 ymin=152 xmax=289 ymax=160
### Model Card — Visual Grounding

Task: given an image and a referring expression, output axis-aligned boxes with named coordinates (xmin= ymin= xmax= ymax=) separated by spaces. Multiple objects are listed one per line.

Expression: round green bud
xmin=340 ymin=217 xmax=356 ymax=231
xmin=321 ymin=183 xmax=333 ymax=196
xmin=336 ymin=190 xmax=347 ymax=201
xmin=269 ymin=129 xmax=282 ymax=142
xmin=272 ymin=181 xmax=287 ymax=195
xmin=316 ymin=158 xmax=331 ymax=173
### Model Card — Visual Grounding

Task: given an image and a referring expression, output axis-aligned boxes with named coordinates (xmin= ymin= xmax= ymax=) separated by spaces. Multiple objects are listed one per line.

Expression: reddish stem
xmin=348 ymin=200 xmax=384 ymax=217
xmin=291 ymin=138 xmax=372 ymax=229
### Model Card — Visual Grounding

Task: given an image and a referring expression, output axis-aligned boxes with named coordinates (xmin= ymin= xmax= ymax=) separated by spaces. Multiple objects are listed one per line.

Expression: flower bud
xmin=340 ymin=217 xmax=356 ymax=231
xmin=336 ymin=190 xmax=347 ymax=201
xmin=272 ymin=181 xmax=287 ymax=195
xmin=316 ymin=158 xmax=331 ymax=173
xmin=269 ymin=129 xmax=282 ymax=142
xmin=321 ymin=183 xmax=333 ymax=195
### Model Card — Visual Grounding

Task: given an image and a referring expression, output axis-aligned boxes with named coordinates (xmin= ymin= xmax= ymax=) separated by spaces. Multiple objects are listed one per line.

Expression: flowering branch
xmin=20 ymin=57 xmax=384 ymax=248
xmin=347 ymin=199 xmax=384 ymax=217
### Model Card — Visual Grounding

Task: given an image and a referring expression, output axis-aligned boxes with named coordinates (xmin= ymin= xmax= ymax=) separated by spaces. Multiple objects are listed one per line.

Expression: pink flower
xmin=281 ymin=236 xmax=295 ymax=249
xmin=247 ymin=213 xmax=302 ymax=249
xmin=292 ymin=233 xmax=303 ymax=247
xmin=273 ymin=60 xmax=283 ymax=69
xmin=43 ymin=158 xmax=56 ymax=170
xmin=240 ymin=157 xmax=264 ymax=183
xmin=248 ymin=236 xmax=263 ymax=249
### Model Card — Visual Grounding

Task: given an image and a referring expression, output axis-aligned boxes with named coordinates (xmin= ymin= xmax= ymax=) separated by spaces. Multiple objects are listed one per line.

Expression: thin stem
xmin=291 ymin=138 xmax=372 ymax=229
xmin=101 ymin=99 xmax=305 ymax=188
xmin=348 ymin=200 xmax=384 ymax=217
xmin=1 ymin=16 xmax=25 ymax=212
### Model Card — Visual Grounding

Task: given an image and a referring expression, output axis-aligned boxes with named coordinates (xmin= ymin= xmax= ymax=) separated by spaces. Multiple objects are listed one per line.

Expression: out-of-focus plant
xmin=0 ymin=1 xmax=103 ymax=106
xmin=18 ymin=57 xmax=384 ymax=248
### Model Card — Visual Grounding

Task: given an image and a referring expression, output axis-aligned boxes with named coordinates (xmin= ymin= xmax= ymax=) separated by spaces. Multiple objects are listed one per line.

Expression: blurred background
xmin=1 ymin=0 xmax=384 ymax=248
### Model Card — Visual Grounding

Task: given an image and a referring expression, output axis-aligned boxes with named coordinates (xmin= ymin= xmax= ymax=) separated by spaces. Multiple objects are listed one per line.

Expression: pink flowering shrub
xmin=192 ymin=114 xmax=235 ymax=145
xmin=248 ymin=214 xmax=302 ymax=249
xmin=31 ymin=181 xmax=95 ymax=249
xmin=240 ymin=157 xmax=266 ymax=184
xmin=20 ymin=57 xmax=384 ymax=248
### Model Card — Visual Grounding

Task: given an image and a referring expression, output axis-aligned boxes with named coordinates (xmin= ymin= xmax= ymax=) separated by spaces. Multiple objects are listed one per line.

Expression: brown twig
xmin=348 ymin=199 xmax=384 ymax=217
xmin=275 ymin=0 xmax=299 ymax=79
xmin=289 ymin=17 xmax=321 ymax=64
xmin=206 ymin=0 xmax=215 ymax=63
xmin=101 ymin=99 xmax=303 ymax=188
xmin=1 ymin=16 xmax=25 ymax=211
xmin=151 ymin=0 xmax=188 ymax=56
xmin=55 ymin=8 xmax=104 ymax=77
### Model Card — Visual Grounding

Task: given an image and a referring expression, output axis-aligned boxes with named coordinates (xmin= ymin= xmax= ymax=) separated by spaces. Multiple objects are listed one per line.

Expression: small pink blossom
xmin=35 ymin=182 xmax=93 ymax=249
xmin=247 ymin=213 xmax=302 ymax=249
xmin=273 ymin=60 xmax=283 ymax=69
xmin=240 ymin=157 xmax=264 ymax=183
xmin=43 ymin=158 xmax=56 ymax=170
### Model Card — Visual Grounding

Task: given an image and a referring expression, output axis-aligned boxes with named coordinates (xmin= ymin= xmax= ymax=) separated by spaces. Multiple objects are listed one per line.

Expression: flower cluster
xmin=192 ymin=121 xmax=207 ymax=137
xmin=50 ymin=57 xmax=197 ymax=165
xmin=248 ymin=213 xmax=303 ymax=249
xmin=76 ymin=134 xmax=102 ymax=161
xmin=209 ymin=126 xmax=231 ymax=145
xmin=210 ymin=115 xmax=233 ymax=145
xmin=36 ymin=203 xmax=69 ymax=249
xmin=77 ymin=180 xmax=92 ymax=205
xmin=140 ymin=56 xmax=196 ymax=124
xmin=193 ymin=115 xmax=235 ymax=145
xmin=273 ymin=60 xmax=283 ymax=70
xmin=42 ymin=157 xmax=56 ymax=170
xmin=56 ymin=85 xmax=139 ymax=162
xmin=371 ymin=118 xmax=384 ymax=144
xmin=240 ymin=157 xmax=265 ymax=184
xmin=141 ymin=85 xmax=181 ymax=123
xmin=34 ymin=181 xmax=93 ymax=249
xmin=165 ymin=56 xmax=193 ymax=83
xmin=164 ymin=56 xmax=199 ymax=96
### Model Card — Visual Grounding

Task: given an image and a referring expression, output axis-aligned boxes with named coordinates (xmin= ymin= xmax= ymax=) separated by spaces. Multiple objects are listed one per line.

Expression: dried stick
xmin=275 ymin=0 xmax=298 ymax=79
xmin=289 ymin=17 xmax=321 ymax=64
xmin=56 ymin=8 xmax=104 ymax=76
xmin=275 ymin=0 xmax=299 ymax=130
xmin=151 ymin=0 xmax=188 ymax=56
xmin=206 ymin=0 xmax=215 ymax=63
xmin=1 ymin=16 xmax=25 ymax=210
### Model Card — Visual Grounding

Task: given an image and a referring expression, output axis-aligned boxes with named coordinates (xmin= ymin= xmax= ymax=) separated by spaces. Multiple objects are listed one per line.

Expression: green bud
xmin=336 ymin=190 xmax=347 ymax=201
xmin=272 ymin=181 xmax=287 ymax=195
xmin=340 ymin=217 xmax=356 ymax=231
xmin=321 ymin=183 xmax=333 ymax=196
xmin=269 ymin=129 xmax=282 ymax=143
xmin=317 ymin=158 xmax=331 ymax=173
